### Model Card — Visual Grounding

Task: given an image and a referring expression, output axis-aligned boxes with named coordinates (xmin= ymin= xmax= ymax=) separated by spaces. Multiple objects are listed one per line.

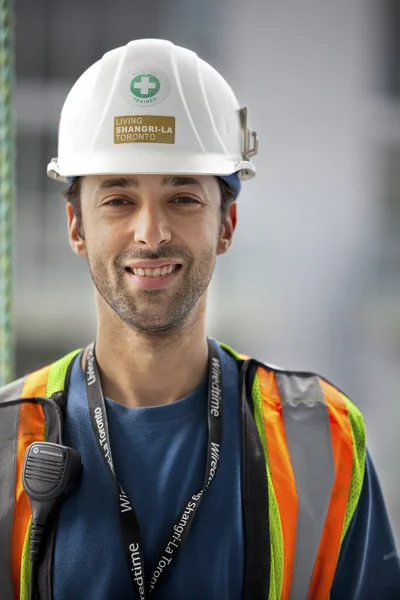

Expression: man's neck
xmin=84 ymin=311 xmax=209 ymax=408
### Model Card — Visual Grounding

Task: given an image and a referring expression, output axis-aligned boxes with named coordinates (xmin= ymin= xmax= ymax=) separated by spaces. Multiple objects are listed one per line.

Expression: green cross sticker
xmin=125 ymin=68 xmax=170 ymax=106
xmin=130 ymin=74 xmax=161 ymax=99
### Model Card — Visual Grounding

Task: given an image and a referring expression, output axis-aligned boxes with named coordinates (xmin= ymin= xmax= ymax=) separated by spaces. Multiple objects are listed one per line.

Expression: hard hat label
xmin=114 ymin=116 xmax=175 ymax=144
xmin=131 ymin=74 xmax=160 ymax=99
xmin=120 ymin=67 xmax=170 ymax=107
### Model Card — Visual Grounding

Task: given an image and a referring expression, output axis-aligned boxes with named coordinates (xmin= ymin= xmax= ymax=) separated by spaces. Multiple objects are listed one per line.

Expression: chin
xmin=119 ymin=313 xmax=181 ymax=333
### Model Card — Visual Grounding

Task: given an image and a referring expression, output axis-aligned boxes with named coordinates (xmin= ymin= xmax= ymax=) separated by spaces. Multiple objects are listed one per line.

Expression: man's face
xmin=67 ymin=174 xmax=236 ymax=333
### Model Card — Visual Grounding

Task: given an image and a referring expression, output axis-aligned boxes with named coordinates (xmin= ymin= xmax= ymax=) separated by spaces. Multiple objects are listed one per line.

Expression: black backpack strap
xmin=240 ymin=359 xmax=270 ymax=600
xmin=36 ymin=352 xmax=79 ymax=600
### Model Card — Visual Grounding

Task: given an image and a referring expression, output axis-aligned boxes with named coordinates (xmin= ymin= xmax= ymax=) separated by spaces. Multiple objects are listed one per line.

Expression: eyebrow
xmin=161 ymin=176 xmax=206 ymax=191
xmin=97 ymin=177 xmax=138 ymax=192
xmin=96 ymin=175 xmax=206 ymax=194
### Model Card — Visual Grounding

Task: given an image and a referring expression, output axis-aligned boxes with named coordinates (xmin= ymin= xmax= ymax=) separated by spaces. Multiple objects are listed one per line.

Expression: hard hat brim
xmin=47 ymin=153 xmax=256 ymax=183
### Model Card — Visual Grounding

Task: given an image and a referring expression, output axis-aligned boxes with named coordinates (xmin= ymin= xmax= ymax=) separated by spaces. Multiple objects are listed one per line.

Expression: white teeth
xmin=132 ymin=265 xmax=177 ymax=277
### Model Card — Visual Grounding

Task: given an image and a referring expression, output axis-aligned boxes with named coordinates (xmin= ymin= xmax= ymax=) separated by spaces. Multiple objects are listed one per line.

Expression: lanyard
xmin=85 ymin=339 xmax=223 ymax=599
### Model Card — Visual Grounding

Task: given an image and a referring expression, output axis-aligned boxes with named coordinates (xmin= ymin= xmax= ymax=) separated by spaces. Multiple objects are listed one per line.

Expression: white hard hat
xmin=47 ymin=39 xmax=258 ymax=195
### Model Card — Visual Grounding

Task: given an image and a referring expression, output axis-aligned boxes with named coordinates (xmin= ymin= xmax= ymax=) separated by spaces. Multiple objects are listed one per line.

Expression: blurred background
xmin=1 ymin=0 xmax=399 ymax=544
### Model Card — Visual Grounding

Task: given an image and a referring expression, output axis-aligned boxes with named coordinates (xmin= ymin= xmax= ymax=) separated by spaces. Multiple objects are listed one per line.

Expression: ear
xmin=66 ymin=203 xmax=87 ymax=257
xmin=217 ymin=203 xmax=237 ymax=256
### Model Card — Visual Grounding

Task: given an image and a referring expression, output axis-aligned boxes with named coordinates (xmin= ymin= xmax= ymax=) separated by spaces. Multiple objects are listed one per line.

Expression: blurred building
xmin=14 ymin=0 xmax=400 ymax=542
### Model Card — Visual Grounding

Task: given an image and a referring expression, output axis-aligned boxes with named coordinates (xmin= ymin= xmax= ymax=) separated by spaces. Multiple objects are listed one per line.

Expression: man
xmin=0 ymin=39 xmax=399 ymax=600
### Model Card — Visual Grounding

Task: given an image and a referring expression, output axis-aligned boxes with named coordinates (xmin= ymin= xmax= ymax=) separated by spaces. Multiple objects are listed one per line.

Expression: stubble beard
xmin=87 ymin=245 xmax=217 ymax=333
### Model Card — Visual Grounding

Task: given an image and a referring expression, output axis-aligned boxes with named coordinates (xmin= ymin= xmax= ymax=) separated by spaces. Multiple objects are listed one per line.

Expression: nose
xmin=133 ymin=203 xmax=172 ymax=249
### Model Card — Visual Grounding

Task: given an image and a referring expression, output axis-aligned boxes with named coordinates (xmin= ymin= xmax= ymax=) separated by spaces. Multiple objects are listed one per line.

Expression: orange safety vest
xmin=0 ymin=344 xmax=366 ymax=600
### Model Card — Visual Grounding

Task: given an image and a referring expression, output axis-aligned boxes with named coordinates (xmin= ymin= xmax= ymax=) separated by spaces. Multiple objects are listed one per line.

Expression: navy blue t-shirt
xmin=52 ymin=346 xmax=400 ymax=598
xmin=53 ymin=346 xmax=244 ymax=600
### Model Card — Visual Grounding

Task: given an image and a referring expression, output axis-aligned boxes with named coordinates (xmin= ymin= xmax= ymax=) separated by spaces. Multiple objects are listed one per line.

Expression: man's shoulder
xmin=0 ymin=376 xmax=26 ymax=403
xmin=0 ymin=348 xmax=82 ymax=402
xmin=227 ymin=343 xmax=365 ymax=421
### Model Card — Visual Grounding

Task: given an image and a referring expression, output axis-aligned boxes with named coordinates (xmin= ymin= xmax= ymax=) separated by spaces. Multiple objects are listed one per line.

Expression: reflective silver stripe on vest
xmin=0 ymin=378 xmax=25 ymax=600
xmin=275 ymin=373 xmax=335 ymax=600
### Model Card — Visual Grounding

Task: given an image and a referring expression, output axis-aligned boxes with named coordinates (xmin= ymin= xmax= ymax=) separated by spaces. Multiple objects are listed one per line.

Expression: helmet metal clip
xmin=240 ymin=106 xmax=259 ymax=161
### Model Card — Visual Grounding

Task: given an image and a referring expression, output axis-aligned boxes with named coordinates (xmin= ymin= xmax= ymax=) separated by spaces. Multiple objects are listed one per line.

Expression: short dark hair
xmin=218 ymin=178 xmax=235 ymax=221
xmin=63 ymin=177 xmax=82 ymax=231
xmin=63 ymin=175 xmax=235 ymax=235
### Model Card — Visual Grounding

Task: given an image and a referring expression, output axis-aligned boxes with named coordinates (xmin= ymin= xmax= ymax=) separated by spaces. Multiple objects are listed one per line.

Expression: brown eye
xmin=171 ymin=196 xmax=200 ymax=205
xmin=104 ymin=198 xmax=131 ymax=206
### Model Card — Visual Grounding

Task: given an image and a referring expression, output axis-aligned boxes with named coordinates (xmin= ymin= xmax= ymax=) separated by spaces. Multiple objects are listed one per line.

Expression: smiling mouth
xmin=126 ymin=265 xmax=181 ymax=278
